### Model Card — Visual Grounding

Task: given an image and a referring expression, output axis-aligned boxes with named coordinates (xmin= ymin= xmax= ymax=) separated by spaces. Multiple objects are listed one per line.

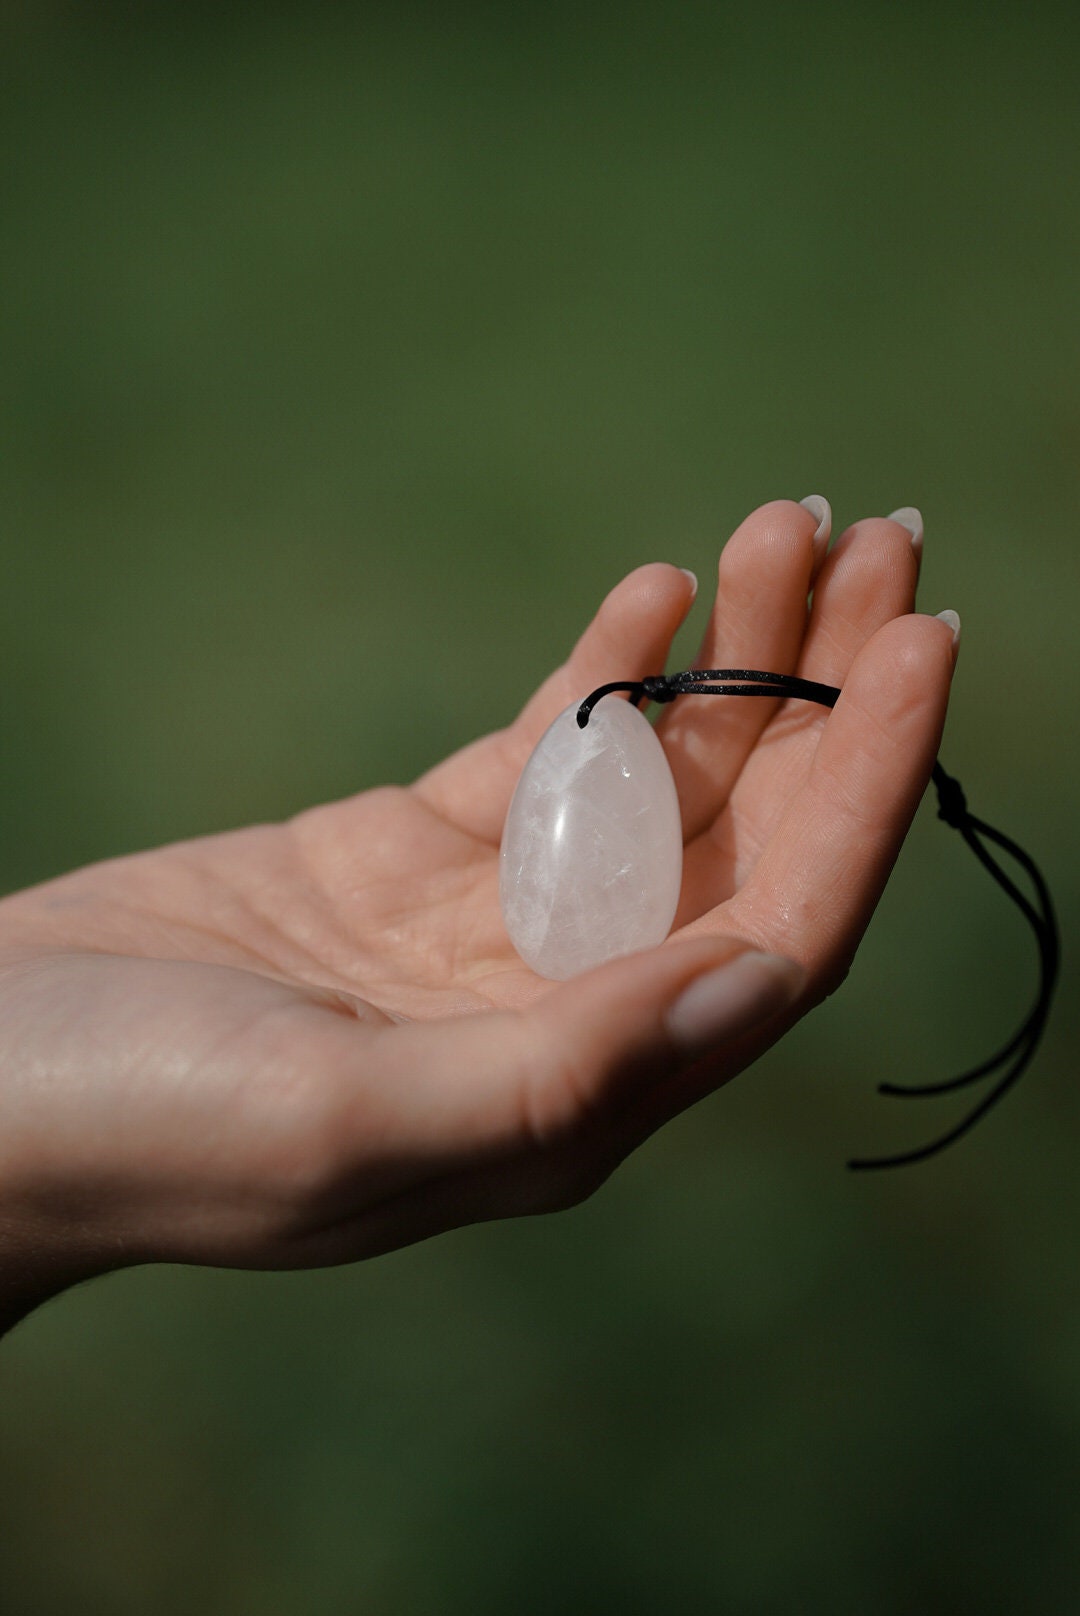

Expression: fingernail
xmin=935 ymin=608 xmax=961 ymax=647
xmin=799 ymin=495 xmax=832 ymax=568
xmin=666 ymin=951 xmax=806 ymax=1057
xmin=888 ymin=506 xmax=924 ymax=556
xmin=679 ymin=568 xmax=698 ymax=599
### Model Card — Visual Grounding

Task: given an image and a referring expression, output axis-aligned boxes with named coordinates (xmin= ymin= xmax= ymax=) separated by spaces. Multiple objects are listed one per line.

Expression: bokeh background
xmin=2 ymin=3 xmax=1078 ymax=1611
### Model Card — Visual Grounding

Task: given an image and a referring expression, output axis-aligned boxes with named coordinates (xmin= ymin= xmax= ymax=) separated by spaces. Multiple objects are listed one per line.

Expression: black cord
xmin=577 ymin=670 xmax=1059 ymax=1172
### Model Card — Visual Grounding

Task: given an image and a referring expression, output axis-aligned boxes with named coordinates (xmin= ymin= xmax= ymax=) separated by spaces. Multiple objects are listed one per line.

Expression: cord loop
xmin=934 ymin=768 xmax=969 ymax=829
xmin=577 ymin=667 xmax=1058 ymax=1172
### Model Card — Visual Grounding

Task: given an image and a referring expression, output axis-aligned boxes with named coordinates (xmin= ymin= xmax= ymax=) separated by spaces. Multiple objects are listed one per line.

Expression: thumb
xmin=519 ymin=938 xmax=807 ymax=1149
xmin=376 ymin=939 xmax=805 ymax=1160
xmin=332 ymin=940 xmax=804 ymax=1260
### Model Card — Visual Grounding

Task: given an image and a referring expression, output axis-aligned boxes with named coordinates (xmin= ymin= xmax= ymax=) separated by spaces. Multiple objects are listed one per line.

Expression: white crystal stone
xmin=499 ymin=697 xmax=683 ymax=980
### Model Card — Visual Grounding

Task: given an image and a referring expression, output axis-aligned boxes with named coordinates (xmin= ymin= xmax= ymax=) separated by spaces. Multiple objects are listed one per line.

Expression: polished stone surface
xmin=499 ymin=697 xmax=683 ymax=979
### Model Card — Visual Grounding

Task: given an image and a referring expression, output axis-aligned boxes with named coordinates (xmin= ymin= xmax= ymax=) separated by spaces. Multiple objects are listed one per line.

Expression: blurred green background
xmin=2 ymin=3 xmax=1079 ymax=1611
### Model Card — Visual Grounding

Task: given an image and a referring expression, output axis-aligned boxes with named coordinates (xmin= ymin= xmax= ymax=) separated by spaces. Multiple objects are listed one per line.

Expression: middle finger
xmin=658 ymin=497 xmax=829 ymax=841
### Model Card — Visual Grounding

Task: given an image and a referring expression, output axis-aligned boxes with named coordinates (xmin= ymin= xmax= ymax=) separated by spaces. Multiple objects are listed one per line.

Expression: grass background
xmin=1 ymin=4 xmax=1078 ymax=1611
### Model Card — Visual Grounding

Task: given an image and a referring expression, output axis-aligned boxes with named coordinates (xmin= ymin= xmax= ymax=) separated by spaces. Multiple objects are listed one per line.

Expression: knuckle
xmin=531 ymin=1143 xmax=616 ymax=1216
xmin=517 ymin=1036 xmax=606 ymax=1155
xmin=544 ymin=1157 xmax=608 ymax=1213
xmin=232 ymin=1063 xmax=353 ymax=1234
xmin=511 ymin=1036 xmax=624 ymax=1212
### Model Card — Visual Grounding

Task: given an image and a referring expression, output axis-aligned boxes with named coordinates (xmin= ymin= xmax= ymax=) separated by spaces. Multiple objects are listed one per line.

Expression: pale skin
xmin=0 ymin=500 xmax=957 ymax=1334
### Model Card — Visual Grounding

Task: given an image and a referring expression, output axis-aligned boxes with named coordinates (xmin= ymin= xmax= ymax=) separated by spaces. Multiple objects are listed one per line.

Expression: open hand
xmin=0 ymin=500 xmax=957 ymax=1331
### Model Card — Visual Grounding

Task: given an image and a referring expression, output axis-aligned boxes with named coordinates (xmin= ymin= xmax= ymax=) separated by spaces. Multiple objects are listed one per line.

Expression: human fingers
xmin=785 ymin=508 xmax=923 ymax=740
xmin=267 ymin=938 xmax=804 ymax=1266
xmin=685 ymin=611 xmax=958 ymax=990
xmin=413 ymin=563 xmax=697 ymax=843
xmin=657 ymin=498 xmax=828 ymax=841
xmin=675 ymin=509 xmax=924 ymax=918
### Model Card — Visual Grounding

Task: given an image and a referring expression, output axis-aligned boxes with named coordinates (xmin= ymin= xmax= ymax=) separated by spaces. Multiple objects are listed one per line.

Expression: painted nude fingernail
xmin=888 ymin=506 xmax=924 ymax=556
xmin=665 ymin=951 xmax=807 ymax=1057
xmin=799 ymin=495 xmax=832 ymax=570
xmin=935 ymin=608 xmax=961 ymax=648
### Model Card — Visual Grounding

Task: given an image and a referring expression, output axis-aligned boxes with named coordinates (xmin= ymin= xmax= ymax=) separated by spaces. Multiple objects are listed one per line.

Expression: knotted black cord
xmin=576 ymin=669 xmax=1059 ymax=1171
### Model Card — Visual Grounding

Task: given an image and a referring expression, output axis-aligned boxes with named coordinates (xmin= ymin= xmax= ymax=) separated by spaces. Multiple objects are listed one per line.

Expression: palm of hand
xmin=0 ymin=501 xmax=955 ymax=1318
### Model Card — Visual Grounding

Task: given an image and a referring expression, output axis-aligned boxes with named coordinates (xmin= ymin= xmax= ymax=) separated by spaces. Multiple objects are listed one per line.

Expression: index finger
xmin=414 ymin=563 xmax=696 ymax=843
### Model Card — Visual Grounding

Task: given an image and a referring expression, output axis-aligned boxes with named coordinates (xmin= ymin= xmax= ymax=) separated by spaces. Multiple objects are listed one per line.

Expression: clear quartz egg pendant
xmin=499 ymin=698 xmax=683 ymax=980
